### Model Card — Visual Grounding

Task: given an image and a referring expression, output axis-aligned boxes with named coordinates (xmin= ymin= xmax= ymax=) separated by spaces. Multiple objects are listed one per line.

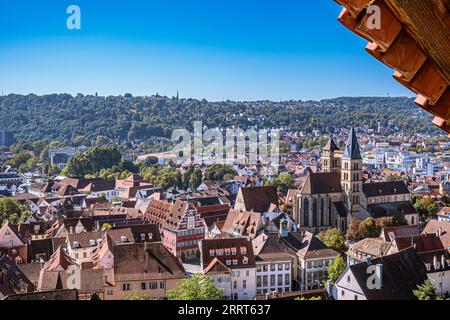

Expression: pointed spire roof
xmin=42 ymin=246 xmax=77 ymax=271
xmin=323 ymin=136 xmax=340 ymax=152
xmin=343 ymin=127 xmax=362 ymax=160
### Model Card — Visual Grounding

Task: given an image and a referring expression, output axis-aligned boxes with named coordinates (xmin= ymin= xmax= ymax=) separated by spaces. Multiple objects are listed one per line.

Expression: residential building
xmin=333 ymin=248 xmax=427 ymax=300
xmin=200 ymin=238 xmax=257 ymax=300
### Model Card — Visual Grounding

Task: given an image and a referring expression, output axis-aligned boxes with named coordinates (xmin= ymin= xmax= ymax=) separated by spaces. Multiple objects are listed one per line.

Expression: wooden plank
xmin=384 ymin=0 xmax=450 ymax=84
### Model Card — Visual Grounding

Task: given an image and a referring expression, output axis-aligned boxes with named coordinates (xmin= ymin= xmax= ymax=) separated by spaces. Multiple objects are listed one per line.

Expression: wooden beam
xmin=384 ymin=0 xmax=450 ymax=85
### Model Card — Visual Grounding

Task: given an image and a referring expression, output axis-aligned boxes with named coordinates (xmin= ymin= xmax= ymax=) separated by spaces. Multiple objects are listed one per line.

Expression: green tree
xmin=264 ymin=173 xmax=296 ymax=194
xmin=413 ymin=280 xmax=437 ymax=300
xmin=204 ymin=164 xmax=237 ymax=182
xmin=122 ymin=291 xmax=154 ymax=300
xmin=0 ymin=198 xmax=31 ymax=224
xmin=414 ymin=197 xmax=440 ymax=220
xmin=318 ymin=228 xmax=346 ymax=252
xmin=166 ymin=274 xmax=224 ymax=300
xmin=62 ymin=146 xmax=122 ymax=177
xmin=358 ymin=217 xmax=380 ymax=239
xmin=102 ymin=223 xmax=112 ymax=231
xmin=327 ymin=255 xmax=346 ymax=285
xmin=295 ymin=296 xmax=322 ymax=300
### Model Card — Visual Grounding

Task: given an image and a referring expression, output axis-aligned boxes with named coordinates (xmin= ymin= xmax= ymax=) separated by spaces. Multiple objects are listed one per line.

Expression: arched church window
xmin=303 ymin=198 xmax=309 ymax=227
xmin=312 ymin=198 xmax=318 ymax=227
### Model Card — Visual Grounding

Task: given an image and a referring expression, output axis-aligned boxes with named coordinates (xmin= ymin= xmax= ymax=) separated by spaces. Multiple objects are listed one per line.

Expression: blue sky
xmin=0 ymin=0 xmax=413 ymax=101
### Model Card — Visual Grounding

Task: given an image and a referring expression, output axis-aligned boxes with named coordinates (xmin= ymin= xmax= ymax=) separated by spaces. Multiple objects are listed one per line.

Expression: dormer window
xmin=233 ymin=259 xmax=238 ymax=265
xmin=231 ymin=247 xmax=237 ymax=255
xmin=225 ymin=248 xmax=231 ymax=255
xmin=226 ymin=260 xmax=231 ymax=266
xmin=243 ymin=257 xmax=248 ymax=265
xmin=209 ymin=249 xmax=215 ymax=256
xmin=240 ymin=247 xmax=247 ymax=255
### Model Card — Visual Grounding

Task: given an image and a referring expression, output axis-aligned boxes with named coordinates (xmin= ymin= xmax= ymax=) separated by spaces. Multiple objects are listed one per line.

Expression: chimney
xmin=436 ymin=227 xmax=443 ymax=238
xmin=69 ymin=226 xmax=74 ymax=234
xmin=375 ymin=264 xmax=383 ymax=288
xmin=365 ymin=256 xmax=372 ymax=266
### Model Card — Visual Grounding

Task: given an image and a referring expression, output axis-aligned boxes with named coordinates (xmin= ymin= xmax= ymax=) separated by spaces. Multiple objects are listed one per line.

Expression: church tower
xmin=341 ymin=127 xmax=363 ymax=215
xmin=321 ymin=137 xmax=341 ymax=173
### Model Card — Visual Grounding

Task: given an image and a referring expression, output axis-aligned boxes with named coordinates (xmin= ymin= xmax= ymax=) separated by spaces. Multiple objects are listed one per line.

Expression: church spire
xmin=343 ymin=127 xmax=362 ymax=160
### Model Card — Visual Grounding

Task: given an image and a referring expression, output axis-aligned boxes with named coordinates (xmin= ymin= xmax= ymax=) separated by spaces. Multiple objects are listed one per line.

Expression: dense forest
xmin=0 ymin=94 xmax=441 ymax=148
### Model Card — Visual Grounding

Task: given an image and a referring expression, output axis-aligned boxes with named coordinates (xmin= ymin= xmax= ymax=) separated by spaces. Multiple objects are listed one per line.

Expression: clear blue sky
xmin=0 ymin=0 xmax=413 ymax=101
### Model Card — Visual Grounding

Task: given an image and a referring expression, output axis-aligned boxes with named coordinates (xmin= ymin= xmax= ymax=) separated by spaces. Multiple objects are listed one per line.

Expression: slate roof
xmin=342 ymin=127 xmax=362 ymax=160
xmin=0 ymin=255 xmax=35 ymax=296
xmin=345 ymin=247 xmax=427 ymax=300
xmin=367 ymin=201 xmax=417 ymax=219
xmin=363 ymin=181 xmax=410 ymax=197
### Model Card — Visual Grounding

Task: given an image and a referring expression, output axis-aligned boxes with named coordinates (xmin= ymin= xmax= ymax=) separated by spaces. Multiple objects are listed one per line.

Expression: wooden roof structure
xmin=334 ymin=0 xmax=450 ymax=134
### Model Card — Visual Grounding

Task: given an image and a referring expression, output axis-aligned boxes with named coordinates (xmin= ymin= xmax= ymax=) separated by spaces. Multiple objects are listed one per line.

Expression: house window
xmin=277 ymin=264 xmax=283 ymax=271
xmin=278 ymin=274 xmax=283 ymax=286
xmin=285 ymin=274 xmax=290 ymax=286
xmin=347 ymin=275 xmax=351 ymax=283
xmin=150 ymin=282 xmax=158 ymax=289
xmin=141 ymin=282 xmax=147 ymax=290
xmin=270 ymin=275 xmax=275 ymax=286
xmin=160 ymin=281 xmax=165 ymax=289
xmin=354 ymin=295 xmax=358 ymax=300
xmin=285 ymin=264 xmax=290 ymax=270
xmin=270 ymin=264 xmax=275 ymax=271
xmin=246 ymin=270 xmax=249 ymax=277
xmin=257 ymin=276 xmax=262 ymax=287
xmin=107 ymin=290 xmax=113 ymax=296
xmin=122 ymin=283 xmax=131 ymax=291
xmin=263 ymin=276 xmax=268 ymax=287
xmin=233 ymin=281 xmax=237 ymax=289
xmin=243 ymin=280 xmax=247 ymax=289
xmin=83 ymin=252 xmax=87 ymax=258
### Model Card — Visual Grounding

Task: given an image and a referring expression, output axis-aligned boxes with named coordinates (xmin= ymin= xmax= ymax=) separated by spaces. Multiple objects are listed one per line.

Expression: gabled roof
xmin=236 ymin=186 xmax=278 ymax=213
xmin=222 ymin=209 xmax=262 ymax=238
xmin=252 ymin=231 xmax=295 ymax=262
xmin=203 ymin=257 xmax=231 ymax=275
xmin=344 ymin=248 xmax=427 ymax=300
xmin=367 ymin=201 xmax=417 ymax=219
xmin=342 ymin=127 xmax=362 ymax=160
xmin=113 ymin=242 xmax=185 ymax=279
xmin=363 ymin=181 xmax=410 ymax=197
xmin=423 ymin=220 xmax=450 ymax=251
xmin=300 ymin=172 xmax=342 ymax=195
xmin=42 ymin=246 xmax=77 ymax=271
xmin=295 ymin=231 xmax=339 ymax=260
xmin=0 ymin=255 xmax=35 ymax=296
xmin=380 ymin=224 xmax=421 ymax=242
xmin=200 ymin=238 xmax=256 ymax=269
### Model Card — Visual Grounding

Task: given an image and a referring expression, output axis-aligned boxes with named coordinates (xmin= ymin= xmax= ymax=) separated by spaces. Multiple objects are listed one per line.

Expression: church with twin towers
xmin=291 ymin=127 xmax=418 ymax=234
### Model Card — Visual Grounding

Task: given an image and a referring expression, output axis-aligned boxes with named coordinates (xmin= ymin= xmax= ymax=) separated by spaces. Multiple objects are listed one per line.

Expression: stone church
xmin=292 ymin=128 xmax=418 ymax=234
